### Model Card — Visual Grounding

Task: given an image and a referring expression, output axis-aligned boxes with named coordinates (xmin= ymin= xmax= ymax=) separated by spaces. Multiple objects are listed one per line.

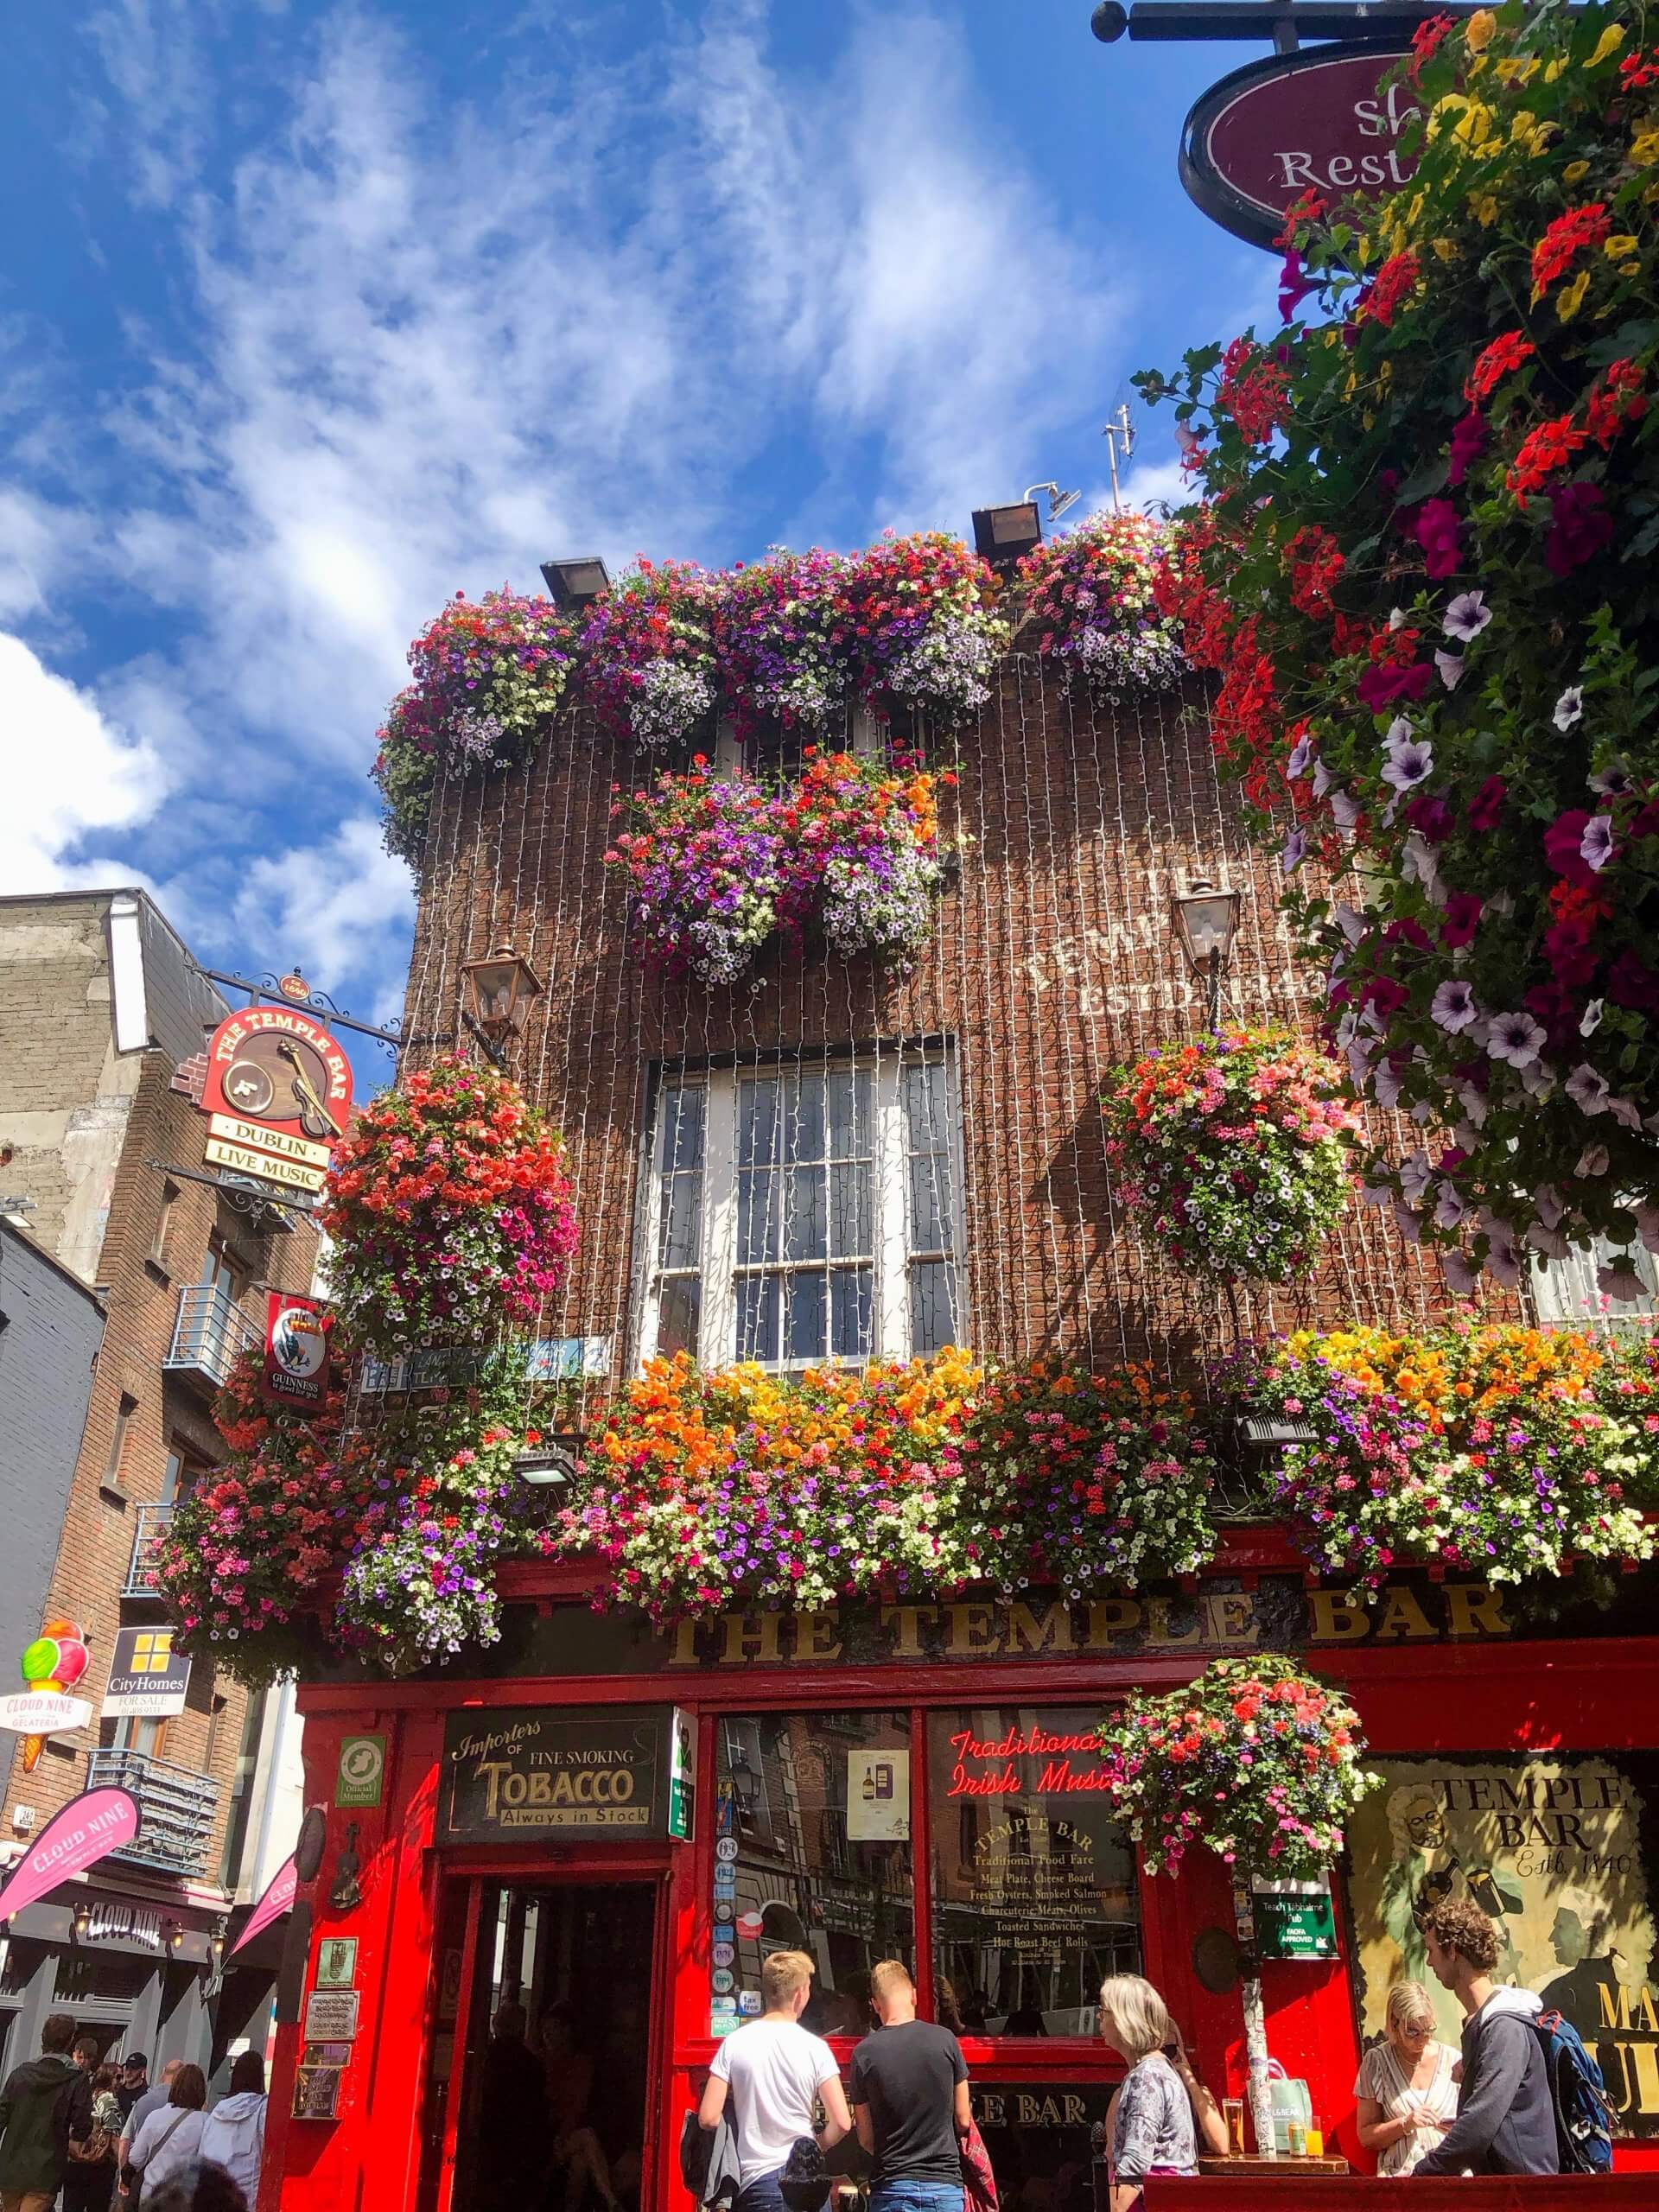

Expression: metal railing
xmin=122 ymin=1503 xmax=177 ymax=1598
xmin=162 ymin=1283 xmax=259 ymax=1392
xmin=86 ymin=1750 xmax=219 ymax=1879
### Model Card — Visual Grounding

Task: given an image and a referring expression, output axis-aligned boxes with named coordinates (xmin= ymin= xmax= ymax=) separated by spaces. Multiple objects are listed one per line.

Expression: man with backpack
xmin=0 ymin=2011 xmax=80 ymax=2211
xmin=1415 ymin=1898 xmax=1560 ymax=2176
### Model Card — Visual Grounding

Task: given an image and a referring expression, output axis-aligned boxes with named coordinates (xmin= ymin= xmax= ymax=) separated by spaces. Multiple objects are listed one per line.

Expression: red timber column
xmin=266 ymin=1705 xmax=445 ymax=2212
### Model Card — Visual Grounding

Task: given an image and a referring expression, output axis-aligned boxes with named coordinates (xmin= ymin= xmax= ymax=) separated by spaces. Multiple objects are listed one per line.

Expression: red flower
xmin=1357 ymin=661 xmax=1433 ymax=712
xmin=1285 ymin=526 xmax=1344 ymax=617
xmin=1409 ymin=12 xmax=1455 ymax=73
xmin=1465 ymin=333 xmax=1535 ymax=404
xmin=1586 ymin=361 xmax=1648 ymax=449
xmin=1440 ymin=893 xmax=1483 ymax=948
xmin=1467 ymin=776 xmax=1507 ymax=833
xmin=1217 ymin=337 xmax=1291 ymax=444
xmin=1531 ymin=205 xmax=1611 ymax=295
xmin=1361 ymin=251 xmax=1421 ymax=328
xmin=1415 ymin=498 xmax=1464 ymax=579
xmin=1507 ymin=414 xmax=1589 ymax=503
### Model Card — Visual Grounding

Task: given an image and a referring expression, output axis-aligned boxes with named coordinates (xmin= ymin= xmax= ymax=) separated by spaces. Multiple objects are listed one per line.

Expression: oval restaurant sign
xmin=200 ymin=1005 xmax=353 ymax=1196
xmin=1182 ymin=42 xmax=1419 ymax=251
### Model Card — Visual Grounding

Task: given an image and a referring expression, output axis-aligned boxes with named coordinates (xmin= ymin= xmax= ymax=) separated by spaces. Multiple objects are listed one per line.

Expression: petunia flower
xmin=1443 ymin=589 xmax=1491 ymax=641
xmin=1399 ymin=1149 xmax=1434 ymax=1203
xmin=1382 ymin=739 xmax=1433 ymax=791
xmin=1329 ymin=791 xmax=1363 ymax=831
xmin=1580 ymin=998 xmax=1605 ymax=1035
xmin=1433 ymin=1183 xmax=1465 ymax=1231
xmin=1565 ymin=1062 xmax=1611 ymax=1116
xmin=1599 ymin=1259 xmax=1649 ymax=1304
xmin=1432 ymin=978 xmax=1480 ymax=1032
xmin=1487 ymin=1011 xmax=1546 ymax=1067
xmin=1575 ymin=1143 xmax=1611 ymax=1178
xmin=1634 ymin=1201 xmax=1659 ymax=1254
xmin=1434 ymin=649 xmax=1465 ymax=690
xmin=1334 ymin=902 xmax=1367 ymax=948
xmin=1554 ymin=686 xmax=1584 ymax=730
xmin=1281 ymin=829 xmax=1308 ymax=874
xmin=1443 ymin=1248 xmax=1481 ymax=1297
xmin=1589 ymin=760 xmax=1632 ymax=797
xmin=1580 ymin=815 xmax=1617 ymax=871
xmin=1287 ymin=733 xmax=1315 ymax=778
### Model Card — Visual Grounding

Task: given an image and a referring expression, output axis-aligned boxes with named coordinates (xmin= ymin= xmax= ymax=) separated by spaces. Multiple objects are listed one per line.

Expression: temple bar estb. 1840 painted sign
xmin=439 ymin=1709 xmax=696 ymax=1843
xmin=1181 ymin=43 xmax=1418 ymax=250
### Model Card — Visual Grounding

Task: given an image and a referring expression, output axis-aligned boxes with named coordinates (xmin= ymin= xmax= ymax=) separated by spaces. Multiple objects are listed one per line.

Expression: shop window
xmin=715 ymin=1711 xmax=914 ymax=2037
xmin=639 ymin=1052 xmax=961 ymax=1370
xmin=1532 ymin=1239 xmax=1659 ymax=1333
xmin=927 ymin=1707 xmax=1141 ymax=2038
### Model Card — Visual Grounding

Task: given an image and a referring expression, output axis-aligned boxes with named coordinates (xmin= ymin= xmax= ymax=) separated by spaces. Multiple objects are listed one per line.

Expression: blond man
xmin=699 ymin=1950 xmax=851 ymax=2212
xmin=850 ymin=1961 xmax=971 ymax=2212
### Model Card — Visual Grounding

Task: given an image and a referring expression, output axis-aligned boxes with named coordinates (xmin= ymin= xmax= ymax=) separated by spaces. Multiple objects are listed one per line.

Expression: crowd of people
xmin=686 ymin=1895 xmax=1577 ymax=2212
xmin=0 ymin=2023 xmax=266 ymax=2212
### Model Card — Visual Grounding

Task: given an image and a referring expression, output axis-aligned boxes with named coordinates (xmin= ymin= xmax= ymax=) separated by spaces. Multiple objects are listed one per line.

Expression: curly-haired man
xmin=1414 ymin=1897 xmax=1559 ymax=2176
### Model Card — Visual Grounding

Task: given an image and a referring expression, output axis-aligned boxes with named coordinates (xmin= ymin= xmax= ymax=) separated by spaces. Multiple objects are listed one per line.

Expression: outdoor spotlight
xmin=1025 ymin=482 xmax=1082 ymax=524
xmin=1172 ymin=877 xmax=1242 ymax=1030
xmin=515 ymin=1439 xmax=582 ymax=1490
xmin=540 ymin=557 xmax=611 ymax=609
xmin=210 ymin=1920 xmax=227 ymax=1963
xmin=970 ymin=502 xmax=1044 ymax=568
xmin=165 ymin=1920 xmax=186 ymax=1954
xmin=461 ymin=943 xmax=545 ymax=1065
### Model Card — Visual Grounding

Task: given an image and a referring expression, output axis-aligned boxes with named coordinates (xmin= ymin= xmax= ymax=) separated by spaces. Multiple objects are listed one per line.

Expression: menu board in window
xmin=928 ymin=1707 xmax=1139 ymax=2037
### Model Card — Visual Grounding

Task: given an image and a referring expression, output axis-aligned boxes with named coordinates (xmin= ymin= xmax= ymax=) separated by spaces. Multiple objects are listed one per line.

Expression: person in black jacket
xmin=0 ymin=2011 xmax=80 ymax=2210
xmin=1414 ymin=1897 xmax=1559 ymax=2177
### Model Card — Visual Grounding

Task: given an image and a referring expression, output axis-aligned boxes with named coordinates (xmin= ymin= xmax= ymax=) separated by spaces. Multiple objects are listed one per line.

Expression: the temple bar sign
xmin=439 ymin=1710 xmax=691 ymax=1843
xmin=1182 ymin=43 xmax=1418 ymax=250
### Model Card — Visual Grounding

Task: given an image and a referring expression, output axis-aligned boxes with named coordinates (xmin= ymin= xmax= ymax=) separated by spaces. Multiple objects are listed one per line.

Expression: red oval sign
xmin=1182 ymin=44 xmax=1419 ymax=251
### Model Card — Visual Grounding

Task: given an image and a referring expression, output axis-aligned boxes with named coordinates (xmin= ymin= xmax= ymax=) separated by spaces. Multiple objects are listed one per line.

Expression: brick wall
xmin=400 ymin=663 xmax=1464 ymax=1389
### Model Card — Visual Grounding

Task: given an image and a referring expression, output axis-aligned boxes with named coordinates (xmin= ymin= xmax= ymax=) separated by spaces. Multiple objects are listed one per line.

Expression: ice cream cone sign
xmin=3 ymin=1620 xmax=92 ymax=1771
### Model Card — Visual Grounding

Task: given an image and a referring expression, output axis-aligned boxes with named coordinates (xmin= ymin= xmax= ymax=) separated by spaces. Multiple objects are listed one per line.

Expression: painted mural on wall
xmin=1347 ymin=1755 xmax=1659 ymax=2137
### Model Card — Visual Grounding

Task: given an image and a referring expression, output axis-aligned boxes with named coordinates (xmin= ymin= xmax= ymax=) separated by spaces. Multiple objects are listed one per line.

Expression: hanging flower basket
xmin=1096 ymin=1654 xmax=1380 ymax=1880
xmin=843 ymin=532 xmax=1007 ymax=725
xmin=320 ymin=1056 xmax=578 ymax=1357
xmin=715 ymin=547 xmax=858 ymax=738
xmin=373 ymin=589 xmax=576 ymax=864
xmin=1101 ymin=1027 xmax=1360 ymax=1283
xmin=1015 ymin=511 xmax=1187 ymax=700
xmin=581 ymin=560 xmax=719 ymax=748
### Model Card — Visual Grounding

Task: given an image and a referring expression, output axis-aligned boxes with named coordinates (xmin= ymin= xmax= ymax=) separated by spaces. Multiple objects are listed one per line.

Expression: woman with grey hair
xmin=1096 ymin=1976 xmax=1200 ymax=2211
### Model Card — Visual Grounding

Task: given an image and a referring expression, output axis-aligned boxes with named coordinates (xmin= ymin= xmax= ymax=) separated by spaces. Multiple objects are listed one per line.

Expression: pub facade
xmin=260 ymin=646 xmax=1659 ymax=2209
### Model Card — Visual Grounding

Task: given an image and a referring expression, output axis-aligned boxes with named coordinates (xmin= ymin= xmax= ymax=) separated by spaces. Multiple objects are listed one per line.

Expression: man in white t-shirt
xmin=698 ymin=1948 xmax=852 ymax=2212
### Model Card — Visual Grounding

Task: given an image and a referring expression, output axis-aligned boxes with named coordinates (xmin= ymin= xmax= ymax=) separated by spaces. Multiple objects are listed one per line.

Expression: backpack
xmin=1535 ymin=2010 xmax=1616 ymax=2174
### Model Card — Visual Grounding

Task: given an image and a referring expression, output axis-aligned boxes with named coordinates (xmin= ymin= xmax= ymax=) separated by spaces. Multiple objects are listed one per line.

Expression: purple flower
xmin=1486 ymin=1011 xmax=1546 ymax=1068
xmin=1589 ymin=760 xmax=1632 ymax=797
xmin=1446 ymin=408 xmax=1488 ymax=489
xmin=1599 ymin=1259 xmax=1649 ymax=1304
xmin=1443 ymin=590 xmax=1491 ymax=642
xmin=1554 ymin=686 xmax=1584 ymax=731
xmin=1566 ymin=1063 xmax=1611 ymax=1116
xmin=1434 ymin=649 xmax=1465 ymax=691
xmin=1382 ymin=736 xmax=1433 ymax=791
xmin=1432 ymin=978 xmax=1480 ymax=1033
xmin=1357 ymin=661 xmax=1433 ymax=712
xmin=1467 ymin=775 xmax=1507 ymax=833
xmin=1287 ymin=733 xmax=1315 ymax=779
xmin=1545 ymin=483 xmax=1615 ymax=577
xmin=1416 ymin=498 xmax=1464 ymax=579
xmin=1281 ymin=828 xmax=1308 ymax=874
xmin=1580 ymin=814 xmax=1616 ymax=873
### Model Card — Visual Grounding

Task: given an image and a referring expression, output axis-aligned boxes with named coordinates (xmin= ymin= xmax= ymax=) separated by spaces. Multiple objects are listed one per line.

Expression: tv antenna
xmin=1101 ymin=403 xmax=1136 ymax=512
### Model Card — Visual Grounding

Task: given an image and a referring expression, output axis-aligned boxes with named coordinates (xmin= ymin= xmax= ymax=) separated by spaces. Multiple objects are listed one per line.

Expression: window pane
xmin=830 ymin=1163 xmax=872 ymax=1259
xmin=739 ymin=1170 xmax=782 ymax=1265
xmin=786 ymin=1272 xmax=826 ymax=1363
xmin=658 ymin=1174 xmax=702 ymax=1270
xmin=786 ymin=1166 xmax=827 ymax=1262
xmin=740 ymin=1078 xmax=780 ymax=1168
xmin=738 ymin=1274 xmax=779 ymax=1363
xmin=910 ymin=1260 xmax=957 ymax=1355
xmin=830 ymin=1268 xmax=874 ymax=1359
xmin=787 ymin=1074 xmax=826 ymax=1164
xmin=656 ymin=1278 xmax=701 ymax=1362
xmin=658 ymin=1086 xmax=706 ymax=1173
xmin=908 ymin=1155 xmax=948 ymax=1254
xmin=928 ymin=1707 xmax=1141 ymax=2036
xmin=716 ymin=1712 xmax=915 ymax=2037
xmin=904 ymin=1062 xmax=946 ymax=1148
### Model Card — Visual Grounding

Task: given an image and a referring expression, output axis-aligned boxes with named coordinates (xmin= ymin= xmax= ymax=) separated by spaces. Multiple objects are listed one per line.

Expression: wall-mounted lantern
xmin=1172 ymin=878 xmax=1242 ymax=1030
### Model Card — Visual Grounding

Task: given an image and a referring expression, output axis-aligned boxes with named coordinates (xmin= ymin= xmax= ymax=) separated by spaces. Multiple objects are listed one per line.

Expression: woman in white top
xmin=1354 ymin=1981 xmax=1459 ymax=2176
xmin=127 ymin=2064 xmax=210 ymax=2202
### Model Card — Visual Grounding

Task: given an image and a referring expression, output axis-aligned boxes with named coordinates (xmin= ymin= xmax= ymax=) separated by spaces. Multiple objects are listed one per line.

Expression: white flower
xmin=1575 ymin=1143 xmax=1611 ymax=1178
xmin=1434 ymin=649 xmax=1465 ymax=691
xmin=1281 ymin=829 xmax=1308 ymax=874
xmin=1589 ymin=759 xmax=1632 ymax=797
xmin=1554 ymin=686 xmax=1584 ymax=731
xmin=1400 ymin=1149 xmax=1434 ymax=1204
xmin=1388 ymin=606 xmax=1409 ymax=632
xmin=1287 ymin=734 xmax=1315 ymax=778
xmin=1433 ymin=1183 xmax=1465 ymax=1231
xmin=1606 ymin=1095 xmax=1644 ymax=1129
xmin=1486 ymin=887 xmax=1515 ymax=918
xmin=1443 ymin=1248 xmax=1481 ymax=1296
xmin=1566 ymin=1063 xmax=1611 ymax=1116
xmin=1580 ymin=998 xmax=1605 ymax=1037
xmin=1444 ymin=590 xmax=1491 ymax=642
xmin=1329 ymin=791 xmax=1363 ymax=831
xmin=1382 ymin=739 xmax=1433 ymax=792
xmin=1334 ymin=902 xmax=1367 ymax=948
xmin=1385 ymin=715 xmax=1414 ymax=748
xmin=1454 ymin=1084 xmax=1490 ymax=1128
xmin=1346 ymin=1043 xmax=1375 ymax=1090
xmin=1432 ymin=978 xmax=1480 ymax=1033
xmin=1402 ymin=834 xmax=1446 ymax=905
xmin=1533 ymin=1184 xmax=1566 ymax=1231
xmin=1371 ymin=1059 xmax=1405 ymax=1109
xmin=1580 ymin=815 xmax=1616 ymax=872
xmin=1599 ymin=1259 xmax=1650 ymax=1305
xmin=1520 ymin=1059 xmax=1554 ymax=1097
xmin=1486 ymin=1011 xmax=1546 ymax=1068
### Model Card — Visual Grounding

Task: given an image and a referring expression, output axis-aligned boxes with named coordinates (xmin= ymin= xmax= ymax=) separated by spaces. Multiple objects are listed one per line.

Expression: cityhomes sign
xmin=1181 ymin=42 xmax=1419 ymax=249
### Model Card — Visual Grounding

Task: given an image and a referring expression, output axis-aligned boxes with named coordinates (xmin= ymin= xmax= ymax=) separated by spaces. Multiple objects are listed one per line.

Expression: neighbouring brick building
xmin=0 ymin=890 xmax=316 ymax=2080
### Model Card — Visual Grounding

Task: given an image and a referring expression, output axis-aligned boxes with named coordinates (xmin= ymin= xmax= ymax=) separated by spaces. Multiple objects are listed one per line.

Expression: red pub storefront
xmin=263 ymin=1545 xmax=1659 ymax=2212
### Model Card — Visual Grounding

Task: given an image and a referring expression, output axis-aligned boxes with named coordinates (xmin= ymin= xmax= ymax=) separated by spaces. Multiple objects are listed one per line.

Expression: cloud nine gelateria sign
xmin=1181 ymin=42 xmax=1420 ymax=250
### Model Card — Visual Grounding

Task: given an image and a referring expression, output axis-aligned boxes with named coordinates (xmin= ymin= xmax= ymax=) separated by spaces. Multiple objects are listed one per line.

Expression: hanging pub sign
xmin=103 ymin=1626 xmax=192 ymax=1717
xmin=1181 ymin=43 xmax=1418 ymax=250
xmin=264 ymin=1293 xmax=330 ymax=1411
xmin=198 ymin=1004 xmax=354 ymax=1196
xmin=438 ymin=1709 xmax=692 ymax=1844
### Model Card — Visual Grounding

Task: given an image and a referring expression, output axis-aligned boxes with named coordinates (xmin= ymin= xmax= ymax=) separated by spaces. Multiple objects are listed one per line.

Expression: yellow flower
xmin=1511 ymin=109 xmax=1539 ymax=145
xmin=1432 ymin=237 xmax=1458 ymax=261
xmin=1623 ymin=259 xmax=1643 ymax=276
xmin=1464 ymin=9 xmax=1497 ymax=52
xmin=1606 ymin=234 xmax=1640 ymax=258
xmin=1588 ymin=22 xmax=1627 ymax=67
xmin=1544 ymin=56 xmax=1567 ymax=82
xmin=1564 ymin=161 xmax=1591 ymax=183
xmin=1494 ymin=57 xmax=1540 ymax=84
xmin=1635 ymin=131 xmax=1659 ymax=168
xmin=1557 ymin=267 xmax=1592 ymax=321
xmin=1472 ymin=192 xmax=1500 ymax=226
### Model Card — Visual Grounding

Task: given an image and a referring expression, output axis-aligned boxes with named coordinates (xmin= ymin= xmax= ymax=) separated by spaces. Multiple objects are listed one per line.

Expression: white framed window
xmin=1531 ymin=1238 xmax=1659 ymax=1332
xmin=639 ymin=1049 xmax=963 ymax=1370
xmin=710 ymin=703 xmax=886 ymax=781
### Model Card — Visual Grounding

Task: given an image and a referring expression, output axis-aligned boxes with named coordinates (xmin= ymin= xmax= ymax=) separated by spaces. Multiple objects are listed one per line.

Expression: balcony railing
xmin=162 ymin=1283 xmax=259 ymax=1394
xmin=122 ymin=1503 xmax=177 ymax=1599
xmin=86 ymin=1750 xmax=219 ymax=1879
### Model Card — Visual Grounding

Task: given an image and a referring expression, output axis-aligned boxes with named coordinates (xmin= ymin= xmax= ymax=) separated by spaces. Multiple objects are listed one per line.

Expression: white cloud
xmin=0 ymin=633 xmax=168 ymax=891
xmin=231 ymin=817 xmax=415 ymax=1019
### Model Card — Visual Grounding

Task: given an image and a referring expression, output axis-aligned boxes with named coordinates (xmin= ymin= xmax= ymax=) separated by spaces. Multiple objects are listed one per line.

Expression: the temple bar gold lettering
xmin=666 ymin=1582 xmax=1511 ymax=1667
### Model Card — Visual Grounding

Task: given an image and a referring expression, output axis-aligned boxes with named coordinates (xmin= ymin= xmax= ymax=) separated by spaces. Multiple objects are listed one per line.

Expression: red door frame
xmin=434 ymin=1849 xmax=675 ymax=2212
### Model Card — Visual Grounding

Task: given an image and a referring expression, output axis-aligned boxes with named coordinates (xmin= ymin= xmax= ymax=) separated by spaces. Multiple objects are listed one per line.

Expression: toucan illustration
xmin=276 ymin=1040 xmax=344 ymax=1141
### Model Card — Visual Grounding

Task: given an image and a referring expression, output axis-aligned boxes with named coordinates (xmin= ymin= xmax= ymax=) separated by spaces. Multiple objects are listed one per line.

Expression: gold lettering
xmin=669 ymin=1619 xmax=701 ymax=1668
xmin=1308 ymin=1591 xmax=1371 ymax=1643
xmin=1009 ymin=1601 xmax=1075 ymax=1655
xmin=528 ymin=1772 xmax=552 ymax=1805
xmin=1373 ymin=1586 xmax=1436 ymax=1642
xmin=946 ymin=1604 xmax=999 ymax=1656
xmin=880 ymin=1606 xmax=939 ymax=1659
xmin=1084 ymin=1599 xmax=1142 ymax=1649
xmin=1445 ymin=1583 xmax=1511 ymax=1639
xmin=1626 ymin=2037 xmax=1659 ymax=2114
xmin=1201 ymin=1592 xmax=1260 ymax=1648
xmin=800 ymin=1611 xmax=843 ymax=1661
xmin=720 ymin=1613 xmax=785 ymax=1666
xmin=479 ymin=1760 xmax=512 ymax=1819
xmin=1146 ymin=1597 xmax=1200 ymax=1648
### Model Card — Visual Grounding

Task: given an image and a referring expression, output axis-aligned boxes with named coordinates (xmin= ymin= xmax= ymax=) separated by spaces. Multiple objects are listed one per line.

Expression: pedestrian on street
xmin=1414 ymin=1897 xmax=1560 ymax=2176
xmin=1096 ymin=1976 xmax=1198 ymax=2212
xmin=197 ymin=2054 xmax=266 ymax=2202
xmin=0 ymin=2011 xmax=80 ymax=2212
xmin=114 ymin=2061 xmax=149 ymax=2128
xmin=698 ymin=1950 xmax=852 ymax=2212
xmin=119 ymin=2063 xmax=182 ymax=2206
xmin=65 ymin=2062 xmax=124 ymax=2212
xmin=126 ymin=2067 xmax=209 ymax=2204
xmin=849 ymin=1960 xmax=971 ymax=2212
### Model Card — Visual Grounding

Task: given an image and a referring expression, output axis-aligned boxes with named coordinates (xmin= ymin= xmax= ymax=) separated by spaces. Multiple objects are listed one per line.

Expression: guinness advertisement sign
xmin=439 ymin=1709 xmax=689 ymax=1844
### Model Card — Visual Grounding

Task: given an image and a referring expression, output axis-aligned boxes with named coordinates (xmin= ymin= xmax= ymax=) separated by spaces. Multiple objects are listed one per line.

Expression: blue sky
xmin=3 ymin=0 xmax=1280 ymax=1037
